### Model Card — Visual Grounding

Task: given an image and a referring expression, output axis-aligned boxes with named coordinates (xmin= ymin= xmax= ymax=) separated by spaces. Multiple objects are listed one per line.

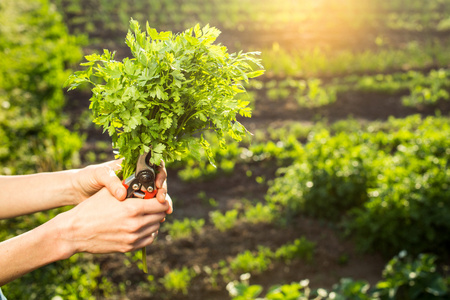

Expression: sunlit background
xmin=1 ymin=0 xmax=449 ymax=299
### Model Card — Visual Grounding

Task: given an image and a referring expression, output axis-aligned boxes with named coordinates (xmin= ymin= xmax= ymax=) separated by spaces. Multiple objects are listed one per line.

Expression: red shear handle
xmin=123 ymin=181 xmax=158 ymax=199
xmin=145 ymin=188 xmax=158 ymax=199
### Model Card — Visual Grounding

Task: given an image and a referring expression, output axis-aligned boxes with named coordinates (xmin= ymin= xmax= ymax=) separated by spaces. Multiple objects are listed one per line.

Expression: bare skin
xmin=0 ymin=160 xmax=172 ymax=286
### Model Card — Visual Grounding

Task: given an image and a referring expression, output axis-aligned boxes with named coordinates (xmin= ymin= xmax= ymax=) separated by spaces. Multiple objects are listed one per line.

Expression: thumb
xmin=98 ymin=160 xmax=127 ymax=201
xmin=107 ymin=175 xmax=127 ymax=201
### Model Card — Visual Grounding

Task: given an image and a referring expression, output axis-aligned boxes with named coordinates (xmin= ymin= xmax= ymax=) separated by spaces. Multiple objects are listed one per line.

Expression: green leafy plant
xmin=176 ymin=132 xmax=241 ymax=182
xmin=374 ymin=251 xmax=449 ymax=299
xmin=164 ymin=217 xmax=205 ymax=240
xmin=296 ymin=79 xmax=337 ymax=108
xmin=402 ymin=69 xmax=450 ymax=107
xmin=266 ymin=129 xmax=372 ymax=222
xmin=159 ymin=266 xmax=197 ymax=295
xmin=227 ymin=252 xmax=450 ymax=300
xmin=228 ymin=279 xmax=314 ymax=300
xmin=244 ymin=203 xmax=275 ymax=224
xmin=210 ymin=209 xmax=239 ymax=232
xmin=274 ymin=237 xmax=315 ymax=263
xmin=265 ymin=115 xmax=450 ymax=256
xmin=346 ymin=121 xmax=450 ymax=255
xmin=328 ymin=278 xmax=372 ymax=300
xmin=227 ymin=279 xmax=264 ymax=300
xmin=65 ymin=19 xmax=264 ymax=179
xmin=229 ymin=246 xmax=273 ymax=274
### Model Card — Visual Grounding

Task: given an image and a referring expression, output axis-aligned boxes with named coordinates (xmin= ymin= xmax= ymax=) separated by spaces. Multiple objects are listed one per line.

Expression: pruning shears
xmin=122 ymin=151 xmax=158 ymax=274
xmin=122 ymin=151 xmax=158 ymax=199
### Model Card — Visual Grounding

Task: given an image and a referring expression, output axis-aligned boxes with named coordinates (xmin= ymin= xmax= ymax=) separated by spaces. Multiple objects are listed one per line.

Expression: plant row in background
xmin=158 ymin=201 xmax=275 ymax=241
xmin=171 ymin=122 xmax=306 ymax=183
xmin=267 ymin=115 xmax=450 ymax=256
xmin=173 ymin=115 xmax=450 ymax=257
xmin=262 ymin=40 xmax=450 ymax=78
xmin=125 ymin=222 xmax=450 ymax=298
xmin=124 ymin=237 xmax=315 ymax=296
xmin=252 ymin=68 xmax=450 ymax=109
xmin=52 ymin=0 xmax=450 ymax=47
xmin=228 ymin=251 xmax=450 ymax=300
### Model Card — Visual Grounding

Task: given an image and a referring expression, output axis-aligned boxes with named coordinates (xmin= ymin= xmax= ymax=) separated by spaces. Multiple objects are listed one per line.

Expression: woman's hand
xmin=58 ymin=188 xmax=170 ymax=257
xmin=70 ymin=160 xmax=172 ymax=214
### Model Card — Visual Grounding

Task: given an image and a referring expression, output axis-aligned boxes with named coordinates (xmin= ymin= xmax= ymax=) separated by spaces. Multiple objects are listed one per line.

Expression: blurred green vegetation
xmin=0 ymin=0 xmax=107 ymax=298
xmin=267 ymin=115 xmax=450 ymax=256
xmin=0 ymin=0 xmax=84 ymax=175
xmin=229 ymin=251 xmax=450 ymax=300
xmin=1 ymin=0 xmax=450 ymax=298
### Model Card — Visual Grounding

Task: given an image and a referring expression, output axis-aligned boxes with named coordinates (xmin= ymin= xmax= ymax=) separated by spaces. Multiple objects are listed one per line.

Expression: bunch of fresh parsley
xmin=65 ymin=19 xmax=264 ymax=179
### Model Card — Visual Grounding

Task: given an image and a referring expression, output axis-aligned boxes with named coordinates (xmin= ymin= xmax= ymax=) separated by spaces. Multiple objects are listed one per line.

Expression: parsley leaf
xmin=65 ymin=19 xmax=264 ymax=179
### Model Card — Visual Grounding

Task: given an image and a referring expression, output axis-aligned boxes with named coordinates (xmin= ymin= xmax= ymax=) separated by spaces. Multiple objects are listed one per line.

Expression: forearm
xmin=0 ymin=171 xmax=78 ymax=219
xmin=0 ymin=214 xmax=72 ymax=286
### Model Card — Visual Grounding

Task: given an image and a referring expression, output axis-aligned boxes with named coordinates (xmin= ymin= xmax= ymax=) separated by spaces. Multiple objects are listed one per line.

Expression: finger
xmin=155 ymin=160 xmax=167 ymax=189
xmin=133 ymin=229 xmax=159 ymax=250
xmin=156 ymin=168 xmax=168 ymax=205
xmin=122 ymin=226 xmax=160 ymax=252
xmin=156 ymin=187 xmax=167 ymax=204
xmin=141 ymin=211 xmax=166 ymax=224
xmin=126 ymin=198 xmax=169 ymax=215
xmin=132 ymin=222 xmax=161 ymax=249
xmin=137 ymin=221 xmax=161 ymax=237
xmin=155 ymin=187 xmax=173 ymax=214
xmin=165 ymin=194 xmax=173 ymax=214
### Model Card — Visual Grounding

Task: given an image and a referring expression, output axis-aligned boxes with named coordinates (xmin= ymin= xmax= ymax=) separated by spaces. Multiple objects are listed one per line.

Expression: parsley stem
xmin=142 ymin=247 xmax=148 ymax=273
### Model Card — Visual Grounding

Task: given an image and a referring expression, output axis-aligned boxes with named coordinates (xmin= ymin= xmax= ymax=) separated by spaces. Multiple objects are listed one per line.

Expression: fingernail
xmin=157 ymin=180 xmax=164 ymax=189
xmin=158 ymin=191 xmax=167 ymax=203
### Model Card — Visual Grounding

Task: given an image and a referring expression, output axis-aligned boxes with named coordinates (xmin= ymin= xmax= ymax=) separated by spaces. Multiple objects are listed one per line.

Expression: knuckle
xmin=125 ymin=218 xmax=141 ymax=233
xmin=124 ymin=203 xmax=140 ymax=217
xmin=127 ymin=232 xmax=140 ymax=244
xmin=94 ymin=165 xmax=105 ymax=178
xmin=99 ymin=164 xmax=115 ymax=181
xmin=119 ymin=244 xmax=134 ymax=253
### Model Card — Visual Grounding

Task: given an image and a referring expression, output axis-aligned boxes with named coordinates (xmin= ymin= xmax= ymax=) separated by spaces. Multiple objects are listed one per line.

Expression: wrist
xmin=68 ymin=168 xmax=84 ymax=205
xmin=48 ymin=212 xmax=78 ymax=260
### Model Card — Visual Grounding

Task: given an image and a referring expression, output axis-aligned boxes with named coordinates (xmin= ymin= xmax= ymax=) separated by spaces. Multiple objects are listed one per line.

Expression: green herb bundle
xmin=65 ymin=19 xmax=264 ymax=179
